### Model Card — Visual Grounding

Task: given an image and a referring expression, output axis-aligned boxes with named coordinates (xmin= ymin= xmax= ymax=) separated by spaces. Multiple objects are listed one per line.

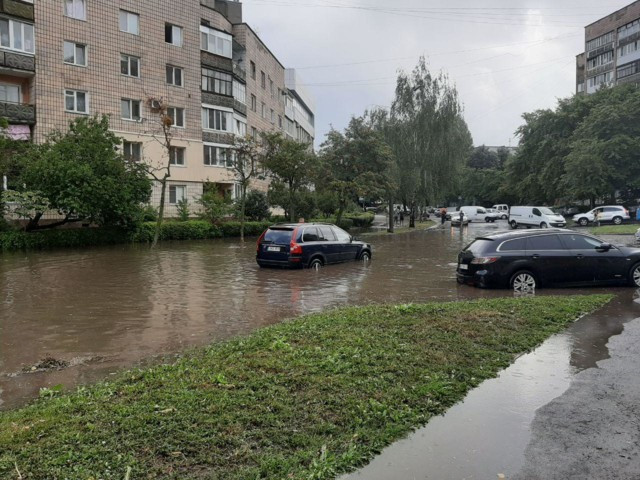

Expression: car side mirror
xmin=596 ymin=243 xmax=612 ymax=252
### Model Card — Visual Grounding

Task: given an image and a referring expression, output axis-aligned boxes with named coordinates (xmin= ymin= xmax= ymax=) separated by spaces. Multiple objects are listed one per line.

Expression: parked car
xmin=492 ymin=204 xmax=509 ymax=219
xmin=459 ymin=206 xmax=499 ymax=223
xmin=557 ymin=206 xmax=580 ymax=216
xmin=451 ymin=211 xmax=469 ymax=226
xmin=256 ymin=223 xmax=372 ymax=269
xmin=509 ymin=206 xmax=566 ymax=229
xmin=572 ymin=206 xmax=631 ymax=227
xmin=485 ymin=208 xmax=504 ymax=218
xmin=456 ymin=229 xmax=640 ymax=290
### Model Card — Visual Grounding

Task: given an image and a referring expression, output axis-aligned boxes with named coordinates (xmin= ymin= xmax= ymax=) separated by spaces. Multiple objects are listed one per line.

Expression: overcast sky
xmin=243 ymin=0 xmax=631 ymax=148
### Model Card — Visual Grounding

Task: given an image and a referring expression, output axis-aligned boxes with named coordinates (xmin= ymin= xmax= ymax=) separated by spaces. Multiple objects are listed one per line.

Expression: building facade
xmin=576 ymin=0 xmax=640 ymax=94
xmin=0 ymin=0 xmax=315 ymax=217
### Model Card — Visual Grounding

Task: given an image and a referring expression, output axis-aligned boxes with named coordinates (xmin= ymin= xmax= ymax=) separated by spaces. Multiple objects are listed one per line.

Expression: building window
xmin=618 ymin=19 xmax=640 ymax=41
xmin=167 ymin=107 xmax=185 ymax=128
xmin=121 ymin=98 xmax=141 ymax=121
xmin=0 ymin=18 xmax=35 ymax=54
xmin=586 ymin=51 xmax=613 ymax=70
xmin=0 ymin=83 xmax=20 ymax=103
xmin=169 ymin=185 xmax=186 ymax=204
xmin=123 ymin=141 xmax=142 ymax=161
xmin=261 ymin=71 xmax=266 ymax=89
xmin=166 ymin=65 xmax=183 ymax=86
xmin=120 ymin=54 xmax=140 ymax=77
xmin=63 ymin=41 xmax=86 ymax=66
xmin=165 ymin=23 xmax=183 ymax=46
xmin=233 ymin=82 xmax=246 ymax=104
xmin=278 ymin=115 xmax=282 ymax=129
xmin=617 ymin=62 xmax=638 ymax=79
xmin=261 ymin=103 xmax=266 ymax=119
xmin=235 ymin=118 xmax=247 ymax=136
xmin=64 ymin=0 xmax=85 ymax=20
xmin=577 ymin=82 xmax=585 ymax=93
xmin=618 ymin=40 xmax=639 ymax=59
xmin=269 ymin=78 xmax=274 ymax=98
xmin=169 ymin=147 xmax=185 ymax=166
xmin=203 ymin=144 xmax=233 ymax=167
xmin=250 ymin=61 xmax=256 ymax=80
xmin=202 ymin=107 xmax=232 ymax=132
xmin=270 ymin=109 xmax=274 ymax=124
xmin=200 ymin=25 xmax=231 ymax=58
xmin=251 ymin=127 xmax=258 ymax=139
xmin=586 ymin=31 xmax=614 ymax=52
xmin=201 ymin=68 xmax=232 ymax=95
xmin=588 ymin=71 xmax=613 ymax=88
xmin=119 ymin=10 xmax=139 ymax=35
xmin=250 ymin=94 xmax=257 ymax=112
xmin=65 ymin=89 xmax=88 ymax=114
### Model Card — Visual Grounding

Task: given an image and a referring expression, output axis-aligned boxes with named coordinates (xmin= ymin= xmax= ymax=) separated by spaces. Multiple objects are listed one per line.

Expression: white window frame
xmin=169 ymin=185 xmax=186 ymax=204
xmin=166 ymin=65 xmax=183 ymax=87
xmin=121 ymin=98 xmax=141 ymax=121
xmin=201 ymin=104 xmax=233 ymax=133
xmin=119 ymin=10 xmax=139 ymax=35
xmin=234 ymin=114 xmax=247 ymax=137
xmin=169 ymin=146 xmax=186 ymax=166
xmin=167 ymin=107 xmax=185 ymax=128
xmin=64 ymin=89 xmax=88 ymax=114
xmin=203 ymin=143 xmax=234 ymax=168
xmin=64 ymin=0 xmax=86 ymax=20
xmin=63 ymin=41 xmax=87 ymax=66
xmin=120 ymin=54 xmax=140 ymax=78
xmin=0 ymin=17 xmax=35 ymax=54
xmin=233 ymin=81 xmax=246 ymax=105
xmin=123 ymin=141 xmax=142 ymax=161
xmin=199 ymin=25 xmax=232 ymax=58
xmin=165 ymin=23 xmax=183 ymax=47
xmin=0 ymin=83 xmax=21 ymax=103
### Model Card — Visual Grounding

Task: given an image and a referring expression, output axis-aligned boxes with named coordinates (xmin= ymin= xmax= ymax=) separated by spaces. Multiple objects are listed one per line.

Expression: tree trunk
xmin=24 ymin=212 xmax=44 ymax=232
xmin=335 ymin=195 xmax=346 ymax=226
xmin=387 ymin=196 xmax=394 ymax=233
xmin=409 ymin=201 xmax=415 ymax=228
xmin=152 ymin=176 xmax=168 ymax=249
xmin=289 ymin=181 xmax=296 ymax=222
xmin=240 ymin=183 xmax=246 ymax=242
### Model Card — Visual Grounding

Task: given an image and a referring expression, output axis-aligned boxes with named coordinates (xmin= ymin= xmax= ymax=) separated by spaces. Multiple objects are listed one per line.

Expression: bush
xmin=198 ymin=191 xmax=232 ymax=224
xmin=344 ymin=212 xmax=375 ymax=227
xmin=140 ymin=205 xmax=158 ymax=222
xmin=176 ymin=199 xmax=190 ymax=221
xmin=220 ymin=221 xmax=271 ymax=237
xmin=309 ymin=217 xmax=354 ymax=230
xmin=133 ymin=221 xmax=222 ymax=243
xmin=0 ymin=227 xmax=135 ymax=252
xmin=243 ymin=190 xmax=270 ymax=221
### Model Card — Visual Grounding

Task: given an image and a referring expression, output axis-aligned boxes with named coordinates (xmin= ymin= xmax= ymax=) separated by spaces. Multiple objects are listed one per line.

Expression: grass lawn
xmin=589 ymin=224 xmax=639 ymax=235
xmin=361 ymin=220 xmax=435 ymax=236
xmin=0 ymin=296 xmax=611 ymax=479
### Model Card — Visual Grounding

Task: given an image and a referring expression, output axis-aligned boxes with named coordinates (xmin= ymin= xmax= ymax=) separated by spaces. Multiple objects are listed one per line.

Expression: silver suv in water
xmin=572 ymin=206 xmax=630 ymax=226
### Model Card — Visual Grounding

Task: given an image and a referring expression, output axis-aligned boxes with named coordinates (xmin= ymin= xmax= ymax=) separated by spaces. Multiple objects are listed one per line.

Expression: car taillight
xmin=256 ymin=230 xmax=266 ymax=252
xmin=290 ymin=227 xmax=302 ymax=255
xmin=471 ymin=257 xmax=499 ymax=265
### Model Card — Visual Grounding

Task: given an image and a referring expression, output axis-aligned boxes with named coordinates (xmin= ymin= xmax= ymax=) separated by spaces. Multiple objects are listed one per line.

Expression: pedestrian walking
xmin=594 ymin=209 xmax=600 ymax=227
xmin=399 ymin=210 xmax=405 ymax=226
xmin=440 ymin=207 xmax=447 ymax=226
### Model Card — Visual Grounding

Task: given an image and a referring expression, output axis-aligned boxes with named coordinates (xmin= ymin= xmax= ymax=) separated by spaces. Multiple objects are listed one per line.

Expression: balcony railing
xmin=0 ymin=0 xmax=34 ymax=21
xmin=0 ymin=101 xmax=36 ymax=124
xmin=0 ymin=50 xmax=35 ymax=73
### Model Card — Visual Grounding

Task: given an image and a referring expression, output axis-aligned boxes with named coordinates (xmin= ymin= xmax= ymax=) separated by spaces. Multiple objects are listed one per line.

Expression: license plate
xmin=267 ymin=246 xmax=280 ymax=252
xmin=459 ymin=264 xmax=468 ymax=270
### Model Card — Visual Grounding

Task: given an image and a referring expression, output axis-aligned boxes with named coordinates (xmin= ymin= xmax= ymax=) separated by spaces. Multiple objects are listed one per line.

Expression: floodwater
xmin=1 ymin=220 xmax=639 ymax=480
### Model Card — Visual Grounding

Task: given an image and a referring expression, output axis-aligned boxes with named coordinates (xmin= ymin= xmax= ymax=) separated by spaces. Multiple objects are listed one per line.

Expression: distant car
xmin=256 ymin=223 xmax=372 ymax=269
xmin=573 ymin=206 xmax=630 ymax=227
xmin=492 ymin=204 xmax=509 ymax=219
xmin=509 ymin=206 xmax=566 ymax=229
xmin=451 ymin=211 xmax=469 ymax=226
xmin=485 ymin=208 xmax=504 ymax=218
xmin=460 ymin=206 xmax=499 ymax=223
xmin=457 ymin=229 xmax=640 ymax=291
xmin=559 ymin=206 xmax=580 ymax=216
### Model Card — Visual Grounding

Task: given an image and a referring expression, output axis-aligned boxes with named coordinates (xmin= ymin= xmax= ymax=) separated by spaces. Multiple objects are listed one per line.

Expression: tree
xmin=230 ymin=135 xmax=262 ymax=241
xmin=468 ymin=145 xmax=499 ymax=170
xmin=261 ymin=132 xmax=316 ymax=222
xmin=244 ymin=190 xmax=270 ymax=221
xmin=17 ymin=116 xmax=151 ymax=231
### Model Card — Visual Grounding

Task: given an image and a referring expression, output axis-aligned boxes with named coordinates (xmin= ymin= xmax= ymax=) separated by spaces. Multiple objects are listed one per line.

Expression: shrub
xmin=345 ymin=212 xmax=375 ymax=227
xmin=220 ymin=221 xmax=271 ymax=238
xmin=140 ymin=205 xmax=158 ymax=222
xmin=309 ymin=217 xmax=354 ymax=230
xmin=243 ymin=190 xmax=270 ymax=221
xmin=134 ymin=221 xmax=222 ymax=243
xmin=198 ymin=191 xmax=232 ymax=224
xmin=176 ymin=199 xmax=190 ymax=221
xmin=0 ymin=228 xmax=134 ymax=252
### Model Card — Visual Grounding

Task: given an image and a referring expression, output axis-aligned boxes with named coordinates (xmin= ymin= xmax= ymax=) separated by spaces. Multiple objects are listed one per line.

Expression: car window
xmin=318 ymin=226 xmax=336 ymax=241
xmin=477 ymin=208 xmax=485 ymax=214
xmin=463 ymin=238 xmax=493 ymax=255
xmin=604 ymin=207 xmax=620 ymax=212
xmin=532 ymin=208 xmax=541 ymax=216
xmin=302 ymin=227 xmax=320 ymax=242
xmin=499 ymin=238 xmax=526 ymax=252
xmin=333 ymin=226 xmax=351 ymax=242
xmin=526 ymin=235 xmax=563 ymax=251
xmin=560 ymin=234 xmax=602 ymax=250
xmin=264 ymin=229 xmax=292 ymax=244
xmin=539 ymin=207 xmax=554 ymax=215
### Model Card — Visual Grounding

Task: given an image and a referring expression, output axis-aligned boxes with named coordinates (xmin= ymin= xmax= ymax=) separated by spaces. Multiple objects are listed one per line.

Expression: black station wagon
xmin=457 ymin=229 xmax=640 ymax=291
xmin=256 ymin=223 xmax=372 ymax=269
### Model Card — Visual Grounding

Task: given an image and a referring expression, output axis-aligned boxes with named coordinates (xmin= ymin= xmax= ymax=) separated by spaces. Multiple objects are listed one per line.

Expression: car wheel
xmin=629 ymin=263 xmax=640 ymax=287
xmin=360 ymin=251 xmax=371 ymax=262
xmin=578 ymin=217 xmax=589 ymax=227
xmin=540 ymin=222 xmax=548 ymax=228
xmin=510 ymin=220 xmax=518 ymax=229
xmin=510 ymin=271 xmax=537 ymax=292
xmin=613 ymin=216 xmax=623 ymax=225
xmin=502 ymin=214 xmax=508 ymax=220
xmin=309 ymin=258 xmax=324 ymax=270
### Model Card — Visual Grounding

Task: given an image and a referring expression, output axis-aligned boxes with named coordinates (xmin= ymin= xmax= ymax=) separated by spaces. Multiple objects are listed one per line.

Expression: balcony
xmin=0 ymin=0 xmax=34 ymax=21
xmin=232 ymin=62 xmax=246 ymax=81
xmin=0 ymin=50 xmax=35 ymax=75
xmin=0 ymin=101 xmax=35 ymax=124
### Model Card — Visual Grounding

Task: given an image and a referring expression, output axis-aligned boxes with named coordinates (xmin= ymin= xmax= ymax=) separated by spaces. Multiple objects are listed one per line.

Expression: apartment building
xmin=0 ymin=0 xmax=315 ymax=216
xmin=576 ymin=0 xmax=640 ymax=94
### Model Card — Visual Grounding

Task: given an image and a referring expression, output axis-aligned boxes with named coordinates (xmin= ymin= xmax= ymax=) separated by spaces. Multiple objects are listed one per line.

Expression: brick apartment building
xmin=576 ymin=0 xmax=640 ymax=94
xmin=0 ymin=0 xmax=315 ymax=216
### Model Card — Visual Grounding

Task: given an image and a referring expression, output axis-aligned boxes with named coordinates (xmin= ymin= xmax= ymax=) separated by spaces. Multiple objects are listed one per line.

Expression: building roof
xmin=584 ymin=0 xmax=640 ymax=28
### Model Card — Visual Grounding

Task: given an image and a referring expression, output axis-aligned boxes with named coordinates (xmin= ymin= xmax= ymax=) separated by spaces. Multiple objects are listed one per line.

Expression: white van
xmin=509 ymin=206 xmax=566 ymax=229
xmin=460 ymin=206 xmax=499 ymax=223
xmin=492 ymin=204 xmax=509 ymax=219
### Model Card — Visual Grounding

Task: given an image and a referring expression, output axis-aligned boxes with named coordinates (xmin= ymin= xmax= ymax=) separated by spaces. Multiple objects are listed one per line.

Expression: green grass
xmin=0 ymin=295 xmax=611 ymax=479
xmin=589 ymin=224 xmax=639 ymax=235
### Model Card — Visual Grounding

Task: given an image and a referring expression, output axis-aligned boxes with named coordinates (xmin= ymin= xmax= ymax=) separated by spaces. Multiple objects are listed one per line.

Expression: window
xmin=121 ymin=98 xmax=141 ymax=121
xmin=250 ymin=61 xmax=256 ymax=80
xmin=499 ymin=238 xmax=526 ymax=252
xmin=201 ymin=68 xmax=232 ymax=95
xmin=233 ymin=82 xmax=246 ymax=104
xmin=166 ymin=65 xmax=183 ymax=86
xmin=261 ymin=71 xmax=266 ymax=88
xmin=303 ymin=227 xmax=320 ymax=242
xmin=250 ymin=94 xmax=257 ymax=112
xmin=123 ymin=141 xmax=142 ymax=161
xmin=333 ymin=226 xmax=351 ymax=243
xmin=202 ymin=107 xmax=232 ymax=132
xmin=586 ymin=51 xmax=613 ymax=70
xmin=0 ymin=83 xmax=20 ymax=103
xmin=269 ymin=77 xmax=274 ymax=97
xmin=169 ymin=146 xmax=185 ymax=166
xmin=278 ymin=115 xmax=283 ymax=128
xmin=64 ymin=0 xmax=85 ymax=20
xmin=559 ymin=234 xmax=602 ymax=250
xmin=200 ymin=25 xmax=232 ymax=58
xmin=318 ymin=226 xmax=336 ymax=241
xmin=65 ymin=89 xmax=88 ymax=113
xmin=588 ymin=71 xmax=612 ymax=88
xmin=167 ymin=107 xmax=185 ymax=127
xmin=261 ymin=102 xmax=266 ymax=119
xmin=119 ymin=10 xmax=139 ymax=35
xmin=618 ymin=62 xmax=638 ymax=79
xmin=619 ymin=19 xmax=640 ymax=40
xmin=270 ymin=108 xmax=274 ymax=124
xmin=618 ymin=40 xmax=639 ymax=59
xmin=0 ymin=18 xmax=35 ymax=53
xmin=251 ymin=127 xmax=258 ymax=139
xmin=526 ymin=235 xmax=563 ymax=251
xmin=235 ymin=118 xmax=246 ymax=136
xmin=586 ymin=31 xmax=614 ymax=52
xmin=165 ymin=23 xmax=183 ymax=46
xmin=64 ymin=41 xmax=86 ymax=66
xmin=169 ymin=185 xmax=186 ymax=204
xmin=121 ymin=54 xmax=140 ymax=77
xmin=203 ymin=144 xmax=233 ymax=167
